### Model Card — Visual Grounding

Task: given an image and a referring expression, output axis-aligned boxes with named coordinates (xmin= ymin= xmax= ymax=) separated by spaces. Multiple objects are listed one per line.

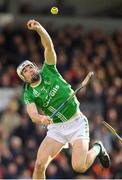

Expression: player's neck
xmin=31 ymin=76 xmax=42 ymax=88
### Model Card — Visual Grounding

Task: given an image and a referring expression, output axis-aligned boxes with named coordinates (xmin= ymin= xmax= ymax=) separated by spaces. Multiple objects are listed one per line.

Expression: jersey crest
xmin=33 ymin=89 xmax=40 ymax=97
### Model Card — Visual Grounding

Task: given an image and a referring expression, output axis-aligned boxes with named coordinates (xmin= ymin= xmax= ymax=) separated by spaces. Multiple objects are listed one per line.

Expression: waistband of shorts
xmin=51 ymin=109 xmax=83 ymax=126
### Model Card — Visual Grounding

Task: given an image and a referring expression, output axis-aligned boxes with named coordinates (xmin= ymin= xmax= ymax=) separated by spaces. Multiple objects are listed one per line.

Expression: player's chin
xmin=31 ymin=73 xmax=40 ymax=83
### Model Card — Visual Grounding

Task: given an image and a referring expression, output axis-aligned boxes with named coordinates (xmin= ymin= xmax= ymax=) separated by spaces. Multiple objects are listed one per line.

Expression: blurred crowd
xmin=0 ymin=22 xmax=122 ymax=179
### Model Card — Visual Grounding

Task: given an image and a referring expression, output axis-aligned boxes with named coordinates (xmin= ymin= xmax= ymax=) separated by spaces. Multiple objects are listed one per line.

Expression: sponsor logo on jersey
xmin=43 ymin=85 xmax=59 ymax=107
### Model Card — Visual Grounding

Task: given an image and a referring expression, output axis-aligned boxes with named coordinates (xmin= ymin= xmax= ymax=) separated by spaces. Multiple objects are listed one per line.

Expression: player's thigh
xmin=36 ymin=136 xmax=64 ymax=164
xmin=71 ymin=139 xmax=89 ymax=167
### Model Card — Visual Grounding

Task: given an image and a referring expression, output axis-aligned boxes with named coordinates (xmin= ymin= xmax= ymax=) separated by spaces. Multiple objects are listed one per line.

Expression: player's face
xmin=22 ymin=64 xmax=40 ymax=83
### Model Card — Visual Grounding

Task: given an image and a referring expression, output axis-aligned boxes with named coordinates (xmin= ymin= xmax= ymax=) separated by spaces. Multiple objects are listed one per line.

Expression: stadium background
xmin=0 ymin=0 xmax=122 ymax=178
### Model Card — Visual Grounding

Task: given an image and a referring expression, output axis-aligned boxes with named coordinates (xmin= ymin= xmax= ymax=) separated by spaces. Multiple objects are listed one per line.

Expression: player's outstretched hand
xmin=27 ymin=19 xmax=41 ymax=31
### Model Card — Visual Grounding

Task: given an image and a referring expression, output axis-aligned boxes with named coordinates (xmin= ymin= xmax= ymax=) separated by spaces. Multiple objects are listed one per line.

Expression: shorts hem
xmin=70 ymin=136 xmax=90 ymax=144
xmin=46 ymin=135 xmax=66 ymax=145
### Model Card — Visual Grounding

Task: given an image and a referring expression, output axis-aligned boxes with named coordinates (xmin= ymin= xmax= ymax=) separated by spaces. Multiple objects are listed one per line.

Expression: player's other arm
xmin=26 ymin=103 xmax=52 ymax=126
xmin=27 ymin=19 xmax=57 ymax=65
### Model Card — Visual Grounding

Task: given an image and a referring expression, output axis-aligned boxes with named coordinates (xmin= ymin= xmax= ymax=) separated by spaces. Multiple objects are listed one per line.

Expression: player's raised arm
xmin=27 ymin=19 xmax=57 ymax=65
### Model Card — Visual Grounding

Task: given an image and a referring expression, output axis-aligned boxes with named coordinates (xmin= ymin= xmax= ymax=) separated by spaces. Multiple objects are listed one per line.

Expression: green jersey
xmin=24 ymin=63 xmax=80 ymax=123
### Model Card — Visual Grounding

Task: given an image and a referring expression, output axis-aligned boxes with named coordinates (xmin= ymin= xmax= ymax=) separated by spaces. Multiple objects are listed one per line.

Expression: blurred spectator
xmin=12 ymin=113 xmax=35 ymax=144
xmin=1 ymin=99 xmax=21 ymax=138
xmin=91 ymin=113 xmax=113 ymax=154
xmin=24 ymin=138 xmax=37 ymax=163
xmin=18 ymin=169 xmax=31 ymax=179
xmin=3 ymin=162 xmax=18 ymax=179
xmin=9 ymin=136 xmax=23 ymax=156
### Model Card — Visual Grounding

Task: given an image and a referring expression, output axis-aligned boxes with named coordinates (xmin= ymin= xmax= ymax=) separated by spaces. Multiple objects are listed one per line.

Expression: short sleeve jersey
xmin=24 ymin=63 xmax=80 ymax=123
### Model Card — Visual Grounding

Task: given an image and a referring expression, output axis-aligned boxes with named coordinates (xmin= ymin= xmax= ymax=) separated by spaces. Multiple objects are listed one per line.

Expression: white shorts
xmin=46 ymin=113 xmax=89 ymax=146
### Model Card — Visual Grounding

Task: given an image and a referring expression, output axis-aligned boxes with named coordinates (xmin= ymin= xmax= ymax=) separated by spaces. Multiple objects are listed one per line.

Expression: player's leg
xmin=71 ymin=139 xmax=94 ymax=172
xmin=33 ymin=136 xmax=64 ymax=179
xmin=71 ymin=139 xmax=110 ymax=173
xmin=70 ymin=115 xmax=96 ymax=172
xmin=70 ymin=114 xmax=110 ymax=173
